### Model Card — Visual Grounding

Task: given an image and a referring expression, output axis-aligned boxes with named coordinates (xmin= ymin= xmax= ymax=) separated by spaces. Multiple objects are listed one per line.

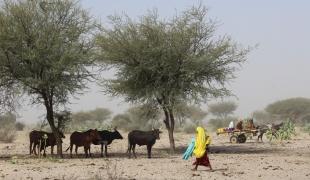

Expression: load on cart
xmin=216 ymin=119 xmax=258 ymax=143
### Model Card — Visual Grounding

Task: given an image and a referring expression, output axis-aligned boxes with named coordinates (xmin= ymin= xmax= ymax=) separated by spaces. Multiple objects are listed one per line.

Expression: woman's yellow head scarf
xmin=193 ymin=126 xmax=206 ymax=158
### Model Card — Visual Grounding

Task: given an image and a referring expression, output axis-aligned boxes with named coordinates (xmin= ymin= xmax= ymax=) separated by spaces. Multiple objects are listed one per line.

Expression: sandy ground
xmin=0 ymin=129 xmax=310 ymax=180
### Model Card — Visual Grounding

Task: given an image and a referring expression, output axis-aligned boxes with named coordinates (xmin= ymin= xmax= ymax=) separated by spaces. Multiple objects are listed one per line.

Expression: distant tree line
xmin=0 ymin=112 xmax=25 ymax=143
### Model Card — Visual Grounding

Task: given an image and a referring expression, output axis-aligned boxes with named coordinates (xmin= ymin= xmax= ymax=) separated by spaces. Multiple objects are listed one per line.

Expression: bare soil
xmin=0 ymin=129 xmax=309 ymax=180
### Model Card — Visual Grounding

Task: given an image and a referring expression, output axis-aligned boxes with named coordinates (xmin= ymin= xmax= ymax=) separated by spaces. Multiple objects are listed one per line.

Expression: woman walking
xmin=192 ymin=126 xmax=212 ymax=171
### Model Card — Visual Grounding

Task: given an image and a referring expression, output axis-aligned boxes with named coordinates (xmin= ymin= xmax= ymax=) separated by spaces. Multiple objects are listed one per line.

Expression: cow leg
xmin=75 ymin=145 xmax=78 ymax=156
xmin=84 ymin=146 xmax=88 ymax=158
xmin=147 ymin=145 xmax=152 ymax=159
xmin=128 ymin=144 xmax=132 ymax=158
xmin=70 ymin=143 xmax=73 ymax=158
xmin=37 ymin=144 xmax=41 ymax=156
xmin=43 ymin=145 xmax=47 ymax=157
xmin=89 ymin=146 xmax=92 ymax=158
xmin=132 ymin=144 xmax=137 ymax=158
xmin=30 ymin=141 xmax=33 ymax=155
xmin=105 ymin=144 xmax=108 ymax=157
xmin=33 ymin=143 xmax=37 ymax=155
xmin=51 ymin=145 xmax=54 ymax=155
xmin=100 ymin=144 xmax=104 ymax=157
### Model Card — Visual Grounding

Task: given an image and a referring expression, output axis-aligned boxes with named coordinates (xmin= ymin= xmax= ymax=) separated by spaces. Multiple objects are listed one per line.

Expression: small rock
xmin=222 ymin=172 xmax=229 ymax=176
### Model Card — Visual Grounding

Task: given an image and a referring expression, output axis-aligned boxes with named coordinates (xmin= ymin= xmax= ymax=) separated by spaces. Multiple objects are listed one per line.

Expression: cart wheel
xmin=237 ymin=134 xmax=247 ymax=143
xmin=230 ymin=135 xmax=238 ymax=143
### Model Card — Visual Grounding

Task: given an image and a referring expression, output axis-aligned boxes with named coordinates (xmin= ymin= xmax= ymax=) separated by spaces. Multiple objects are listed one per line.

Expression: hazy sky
xmin=18 ymin=0 xmax=310 ymax=123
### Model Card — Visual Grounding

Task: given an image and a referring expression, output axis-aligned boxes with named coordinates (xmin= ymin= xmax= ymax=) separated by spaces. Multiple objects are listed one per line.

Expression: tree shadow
xmin=154 ymin=143 xmax=285 ymax=156
xmin=0 ymin=143 xmax=285 ymax=160
xmin=209 ymin=145 xmax=283 ymax=154
xmin=154 ymin=146 xmax=188 ymax=155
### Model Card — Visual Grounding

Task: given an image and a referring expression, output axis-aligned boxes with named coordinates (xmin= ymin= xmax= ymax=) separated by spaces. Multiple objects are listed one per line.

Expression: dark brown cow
xmin=29 ymin=130 xmax=65 ymax=156
xmin=65 ymin=129 xmax=101 ymax=158
xmin=127 ymin=129 xmax=161 ymax=159
xmin=92 ymin=128 xmax=123 ymax=157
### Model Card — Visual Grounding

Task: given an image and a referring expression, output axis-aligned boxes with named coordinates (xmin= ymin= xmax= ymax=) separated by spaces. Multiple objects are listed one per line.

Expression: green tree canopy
xmin=96 ymin=5 xmax=248 ymax=151
xmin=265 ymin=97 xmax=310 ymax=124
xmin=0 ymin=0 xmax=95 ymax=157
xmin=71 ymin=108 xmax=112 ymax=124
xmin=208 ymin=101 xmax=237 ymax=119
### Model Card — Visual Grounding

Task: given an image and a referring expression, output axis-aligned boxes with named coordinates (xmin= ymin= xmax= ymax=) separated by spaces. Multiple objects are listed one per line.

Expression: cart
xmin=216 ymin=128 xmax=258 ymax=143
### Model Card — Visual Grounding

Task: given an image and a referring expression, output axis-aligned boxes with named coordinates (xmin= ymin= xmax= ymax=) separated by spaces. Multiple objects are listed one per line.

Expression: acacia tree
xmin=0 ymin=0 xmax=95 ymax=157
xmin=96 ymin=6 xmax=248 ymax=151
xmin=208 ymin=101 xmax=238 ymax=119
xmin=265 ymin=97 xmax=310 ymax=124
xmin=72 ymin=108 xmax=111 ymax=124
xmin=89 ymin=108 xmax=112 ymax=125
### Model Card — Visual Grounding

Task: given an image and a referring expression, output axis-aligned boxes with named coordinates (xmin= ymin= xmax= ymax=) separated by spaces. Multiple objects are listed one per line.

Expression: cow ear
xmin=159 ymin=131 xmax=162 ymax=134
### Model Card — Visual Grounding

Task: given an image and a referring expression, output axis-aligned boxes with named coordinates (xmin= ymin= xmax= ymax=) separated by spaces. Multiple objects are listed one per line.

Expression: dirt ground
xmin=0 ymin=129 xmax=309 ymax=180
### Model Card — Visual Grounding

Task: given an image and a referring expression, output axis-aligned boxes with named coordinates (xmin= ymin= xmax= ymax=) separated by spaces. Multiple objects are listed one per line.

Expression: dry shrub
xmin=15 ymin=122 xmax=25 ymax=131
xmin=0 ymin=122 xmax=16 ymax=143
xmin=304 ymin=124 xmax=310 ymax=135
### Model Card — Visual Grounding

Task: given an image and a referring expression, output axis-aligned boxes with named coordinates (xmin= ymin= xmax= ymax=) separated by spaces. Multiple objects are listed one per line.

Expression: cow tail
xmin=65 ymin=145 xmax=71 ymax=152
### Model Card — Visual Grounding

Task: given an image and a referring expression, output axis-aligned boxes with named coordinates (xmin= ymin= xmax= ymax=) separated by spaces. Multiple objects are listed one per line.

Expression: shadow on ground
xmin=209 ymin=145 xmax=284 ymax=154
xmin=0 ymin=143 xmax=286 ymax=160
xmin=155 ymin=143 xmax=285 ymax=156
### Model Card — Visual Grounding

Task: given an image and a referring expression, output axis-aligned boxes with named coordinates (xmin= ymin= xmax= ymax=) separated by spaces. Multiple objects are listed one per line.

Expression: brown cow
xmin=29 ymin=130 xmax=65 ymax=156
xmin=65 ymin=129 xmax=101 ymax=158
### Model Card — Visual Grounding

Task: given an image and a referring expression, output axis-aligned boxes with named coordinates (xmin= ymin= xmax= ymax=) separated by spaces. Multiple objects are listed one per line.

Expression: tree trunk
xmin=162 ymin=106 xmax=176 ymax=153
xmin=43 ymin=94 xmax=63 ymax=158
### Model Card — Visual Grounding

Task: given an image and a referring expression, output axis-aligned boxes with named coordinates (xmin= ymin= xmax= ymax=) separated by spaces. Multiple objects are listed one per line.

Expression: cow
xmin=65 ymin=129 xmax=101 ymax=158
xmin=92 ymin=128 xmax=123 ymax=157
xmin=256 ymin=122 xmax=284 ymax=142
xmin=127 ymin=129 xmax=162 ymax=159
xmin=29 ymin=130 xmax=65 ymax=156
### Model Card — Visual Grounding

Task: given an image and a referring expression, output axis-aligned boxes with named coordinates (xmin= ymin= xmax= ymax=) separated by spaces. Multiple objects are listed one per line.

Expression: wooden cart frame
xmin=217 ymin=129 xmax=258 ymax=143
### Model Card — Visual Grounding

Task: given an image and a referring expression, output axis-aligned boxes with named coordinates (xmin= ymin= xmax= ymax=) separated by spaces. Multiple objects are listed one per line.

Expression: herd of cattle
xmin=29 ymin=128 xmax=162 ymax=158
